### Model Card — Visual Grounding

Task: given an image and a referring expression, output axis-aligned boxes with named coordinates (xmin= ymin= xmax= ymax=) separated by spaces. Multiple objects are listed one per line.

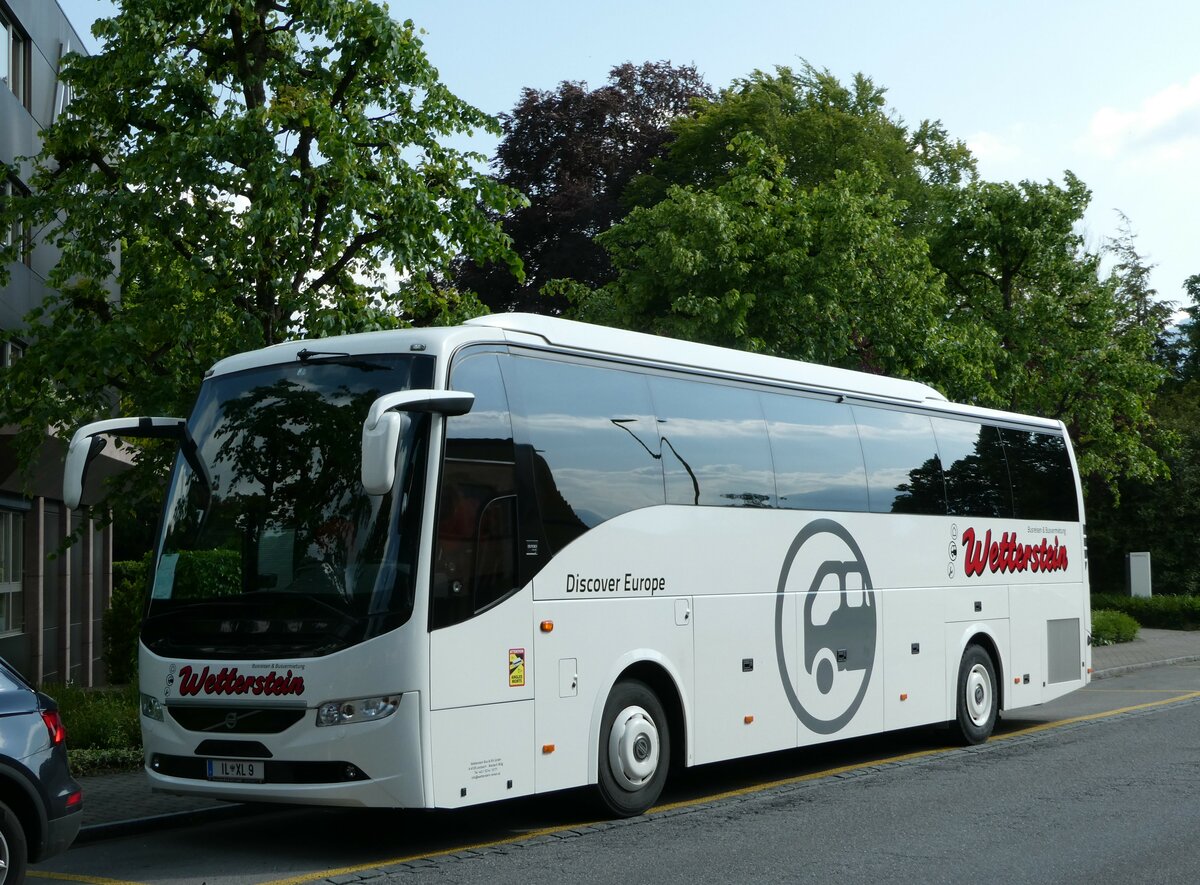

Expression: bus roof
xmin=205 ymin=313 xmax=1062 ymax=431
xmin=466 ymin=313 xmax=948 ymax=406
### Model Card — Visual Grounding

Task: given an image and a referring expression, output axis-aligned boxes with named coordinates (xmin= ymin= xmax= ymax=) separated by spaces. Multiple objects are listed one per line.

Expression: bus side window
xmin=762 ymin=392 xmax=868 ymax=512
xmin=853 ymin=407 xmax=946 ymax=516
xmin=1002 ymin=429 xmax=1078 ymax=521
xmin=431 ymin=353 xmax=519 ymax=629
xmin=509 ymin=355 xmax=663 ymax=554
xmin=931 ymin=418 xmax=1014 ymax=518
xmin=647 ymin=376 xmax=776 ymax=508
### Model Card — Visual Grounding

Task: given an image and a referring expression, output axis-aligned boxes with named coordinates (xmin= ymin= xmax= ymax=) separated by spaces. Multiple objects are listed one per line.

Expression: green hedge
xmin=43 ymin=682 xmax=140 ymax=752
xmin=1091 ymin=609 xmax=1139 ymax=645
xmin=1091 ymin=594 xmax=1200 ymax=631
xmin=103 ymin=558 xmax=148 ymax=684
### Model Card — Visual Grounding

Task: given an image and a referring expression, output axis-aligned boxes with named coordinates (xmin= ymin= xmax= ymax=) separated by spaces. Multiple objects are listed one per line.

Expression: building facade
xmin=2 ymin=0 xmax=114 ymax=686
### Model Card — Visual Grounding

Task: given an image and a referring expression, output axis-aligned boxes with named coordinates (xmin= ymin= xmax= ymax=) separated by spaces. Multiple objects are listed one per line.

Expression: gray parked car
xmin=0 ymin=657 xmax=82 ymax=882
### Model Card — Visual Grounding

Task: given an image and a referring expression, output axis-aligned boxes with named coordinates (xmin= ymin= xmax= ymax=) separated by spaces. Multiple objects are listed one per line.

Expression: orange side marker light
xmin=542 ymin=744 xmax=555 ymax=754
xmin=540 ymin=620 xmax=554 ymax=633
xmin=744 ymin=715 xmax=754 ymax=724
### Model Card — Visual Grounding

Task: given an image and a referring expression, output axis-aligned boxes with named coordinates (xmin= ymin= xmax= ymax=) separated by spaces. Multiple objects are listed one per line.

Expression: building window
xmin=1 ymin=10 xmax=29 ymax=107
xmin=1 ymin=176 xmax=31 ymax=265
xmin=0 ymin=510 xmax=24 ymax=635
xmin=1 ymin=338 xmax=22 ymax=368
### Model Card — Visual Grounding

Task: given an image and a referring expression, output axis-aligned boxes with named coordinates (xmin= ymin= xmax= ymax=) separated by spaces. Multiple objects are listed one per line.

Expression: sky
xmin=56 ymin=0 xmax=1200 ymax=306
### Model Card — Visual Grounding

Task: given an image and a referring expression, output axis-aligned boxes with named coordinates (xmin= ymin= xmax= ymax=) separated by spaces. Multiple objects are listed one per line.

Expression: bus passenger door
xmin=427 ymin=351 xmax=535 ymax=807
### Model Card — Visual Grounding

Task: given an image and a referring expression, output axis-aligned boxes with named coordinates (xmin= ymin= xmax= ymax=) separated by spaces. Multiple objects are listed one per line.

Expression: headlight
xmin=140 ymin=693 xmax=164 ymax=722
xmin=316 ymin=694 xmax=400 ymax=727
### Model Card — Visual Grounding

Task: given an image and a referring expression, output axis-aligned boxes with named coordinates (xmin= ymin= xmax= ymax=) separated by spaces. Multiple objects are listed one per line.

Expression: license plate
xmin=206 ymin=758 xmax=264 ymax=783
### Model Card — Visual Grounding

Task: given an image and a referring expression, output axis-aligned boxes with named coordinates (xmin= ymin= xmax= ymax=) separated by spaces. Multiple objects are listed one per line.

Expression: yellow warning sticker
xmin=509 ymin=648 xmax=526 ymax=687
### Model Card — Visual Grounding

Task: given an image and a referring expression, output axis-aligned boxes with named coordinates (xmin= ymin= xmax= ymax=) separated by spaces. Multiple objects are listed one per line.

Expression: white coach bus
xmin=66 ymin=314 xmax=1090 ymax=816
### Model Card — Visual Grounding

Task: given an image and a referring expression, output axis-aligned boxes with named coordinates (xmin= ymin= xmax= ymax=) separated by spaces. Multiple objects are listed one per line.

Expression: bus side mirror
xmin=361 ymin=390 xmax=474 ymax=496
xmin=64 ymin=417 xmax=186 ymax=509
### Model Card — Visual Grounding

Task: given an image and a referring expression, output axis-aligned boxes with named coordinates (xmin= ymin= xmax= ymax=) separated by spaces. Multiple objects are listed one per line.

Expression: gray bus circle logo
xmin=774 ymin=519 xmax=877 ymax=734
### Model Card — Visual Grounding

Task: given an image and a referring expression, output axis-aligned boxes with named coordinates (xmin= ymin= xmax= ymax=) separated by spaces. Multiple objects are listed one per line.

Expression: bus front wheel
xmin=952 ymin=644 xmax=997 ymax=745
xmin=597 ymin=679 xmax=670 ymax=817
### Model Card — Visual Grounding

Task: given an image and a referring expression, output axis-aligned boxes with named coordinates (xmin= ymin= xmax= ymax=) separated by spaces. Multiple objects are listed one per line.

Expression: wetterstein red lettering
xmin=176 ymin=665 xmax=305 ymax=697
xmin=960 ymin=527 xmax=1068 ymax=578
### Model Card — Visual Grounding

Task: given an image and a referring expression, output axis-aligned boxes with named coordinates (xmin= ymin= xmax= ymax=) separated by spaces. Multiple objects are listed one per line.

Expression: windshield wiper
xmin=294 ymin=349 xmax=394 ymax=372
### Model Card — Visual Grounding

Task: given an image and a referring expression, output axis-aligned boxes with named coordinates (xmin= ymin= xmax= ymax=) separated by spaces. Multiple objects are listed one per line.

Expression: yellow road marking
xmin=30 ymin=873 xmax=150 ymax=885
xmin=260 ymin=689 xmax=1200 ymax=885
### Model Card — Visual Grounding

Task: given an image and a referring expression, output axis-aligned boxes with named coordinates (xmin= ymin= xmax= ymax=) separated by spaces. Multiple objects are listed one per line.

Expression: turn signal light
xmin=542 ymin=744 xmax=555 ymax=754
xmin=899 ymin=693 xmax=908 ymax=702
xmin=744 ymin=715 xmax=754 ymax=724
xmin=540 ymin=620 xmax=554 ymax=633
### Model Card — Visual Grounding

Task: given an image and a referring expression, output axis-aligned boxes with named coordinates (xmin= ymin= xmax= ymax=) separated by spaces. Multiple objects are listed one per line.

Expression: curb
xmin=1091 ymin=654 xmax=1200 ymax=681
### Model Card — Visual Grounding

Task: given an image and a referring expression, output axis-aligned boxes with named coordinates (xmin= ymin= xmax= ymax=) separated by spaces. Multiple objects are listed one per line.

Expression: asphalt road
xmin=31 ymin=663 xmax=1200 ymax=885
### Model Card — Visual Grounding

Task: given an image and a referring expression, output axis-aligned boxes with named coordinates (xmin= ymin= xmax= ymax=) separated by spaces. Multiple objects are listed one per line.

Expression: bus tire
xmin=597 ymin=679 xmax=670 ymax=817
xmin=952 ymin=643 xmax=998 ymax=745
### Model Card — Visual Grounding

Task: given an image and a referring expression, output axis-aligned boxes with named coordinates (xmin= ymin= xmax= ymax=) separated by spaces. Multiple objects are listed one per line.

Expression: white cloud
xmin=1084 ymin=73 xmax=1200 ymax=161
xmin=966 ymin=130 xmax=1022 ymax=166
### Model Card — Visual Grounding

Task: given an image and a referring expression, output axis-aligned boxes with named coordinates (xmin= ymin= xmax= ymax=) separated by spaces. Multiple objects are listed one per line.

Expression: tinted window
xmin=433 ymin=353 xmax=519 ymax=628
xmin=648 ymin=377 xmax=776 ymax=508
xmin=1002 ymin=429 xmax=1078 ymax=521
xmin=854 ymin=407 xmax=945 ymax=515
xmin=762 ymin=394 xmax=867 ymax=512
xmin=511 ymin=356 xmax=664 ymax=553
xmin=932 ymin=418 xmax=1013 ymax=518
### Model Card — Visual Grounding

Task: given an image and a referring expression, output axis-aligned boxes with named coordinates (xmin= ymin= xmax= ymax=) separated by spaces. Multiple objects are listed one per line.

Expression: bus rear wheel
xmin=597 ymin=679 xmax=670 ymax=817
xmin=952 ymin=644 xmax=997 ymax=745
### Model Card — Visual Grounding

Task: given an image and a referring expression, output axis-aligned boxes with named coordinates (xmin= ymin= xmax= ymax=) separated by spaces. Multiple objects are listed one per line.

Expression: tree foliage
xmin=453 ymin=61 xmax=712 ymax=313
xmin=626 ymin=64 xmax=976 ymax=224
xmin=0 ymin=0 xmax=523 ymax=497
xmin=930 ymin=178 xmax=1167 ymax=485
xmin=573 ymin=133 xmax=974 ymax=384
xmin=1086 ymin=381 xmax=1200 ymax=594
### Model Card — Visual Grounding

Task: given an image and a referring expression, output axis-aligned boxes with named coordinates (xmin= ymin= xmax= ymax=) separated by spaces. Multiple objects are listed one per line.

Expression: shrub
xmin=68 ymin=748 xmax=144 ymax=777
xmin=104 ymin=557 xmax=149 ymax=684
xmin=1091 ymin=594 xmax=1200 ymax=631
xmin=43 ymin=682 xmax=141 ymax=758
xmin=1091 ymin=609 xmax=1139 ymax=645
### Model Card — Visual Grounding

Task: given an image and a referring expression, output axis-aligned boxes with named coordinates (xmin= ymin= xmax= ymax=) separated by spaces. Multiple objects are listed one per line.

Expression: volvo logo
xmin=774 ymin=519 xmax=878 ymax=734
xmin=225 ymin=713 xmax=239 ymax=730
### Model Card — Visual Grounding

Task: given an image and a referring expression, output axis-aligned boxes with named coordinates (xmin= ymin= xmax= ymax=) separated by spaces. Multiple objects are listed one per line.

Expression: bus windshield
xmin=141 ymin=353 xmax=435 ymax=659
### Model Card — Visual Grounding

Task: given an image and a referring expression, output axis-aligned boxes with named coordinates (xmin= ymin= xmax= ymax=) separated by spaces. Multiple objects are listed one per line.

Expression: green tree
xmin=1174 ymin=275 xmax=1200 ymax=382
xmin=1085 ymin=382 xmax=1200 ymax=594
xmin=571 ymin=133 xmax=983 ymax=385
xmin=929 ymin=176 xmax=1167 ymax=486
xmin=626 ymin=64 xmax=976 ymax=227
xmin=0 ymin=0 xmax=523 ymax=496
